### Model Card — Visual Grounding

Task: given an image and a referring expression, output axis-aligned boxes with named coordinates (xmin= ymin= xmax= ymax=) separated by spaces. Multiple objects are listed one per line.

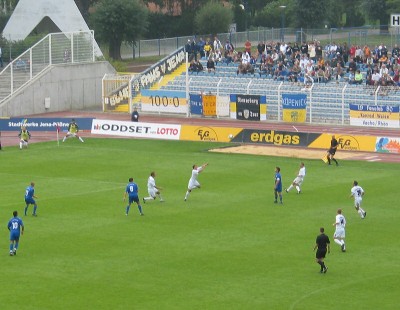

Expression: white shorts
xmin=293 ymin=177 xmax=304 ymax=185
xmin=334 ymin=227 xmax=345 ymax=239
xmin=148 ymin=188 xmax=157 ymax=198
xmin=188 ymin=180 xmax=200 ymax=190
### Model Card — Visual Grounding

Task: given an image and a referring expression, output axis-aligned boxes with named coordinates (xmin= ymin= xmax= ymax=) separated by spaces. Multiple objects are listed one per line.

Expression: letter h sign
xmin=391 ymin=14 xmax=400 ymax=27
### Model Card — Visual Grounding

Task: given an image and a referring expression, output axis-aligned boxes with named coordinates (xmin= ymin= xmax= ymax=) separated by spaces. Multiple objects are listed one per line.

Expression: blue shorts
xmin=129 ymin=195 xmax=139 ymax=204
xmin=10 ymin=232 xmax=20 ymax=241
xmin=25 ymin=197 xmax=35 ymax=205
xmin=275 ymin=186 xmax=282 ymax=193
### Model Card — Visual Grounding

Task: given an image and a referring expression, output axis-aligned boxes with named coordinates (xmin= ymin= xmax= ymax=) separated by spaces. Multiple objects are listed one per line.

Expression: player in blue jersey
xmin=24 ymin=182 xmax=38 ymax=216
xmin=274 ymin=166 xmax=283 ymax=204
xmin=7 ymin=211 xmax=24 ymax=256
xmin=123 ymin=177 xmax=144 ymax=216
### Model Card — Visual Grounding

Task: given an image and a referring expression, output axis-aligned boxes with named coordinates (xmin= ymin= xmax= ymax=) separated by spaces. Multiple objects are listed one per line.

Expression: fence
xmin=154 ymin=73 xmax=400 ymax=126
xmin=121 ymin=25 xmax=400 ymax=59
xmin=0 ymin=30 xmax=96 ymax=105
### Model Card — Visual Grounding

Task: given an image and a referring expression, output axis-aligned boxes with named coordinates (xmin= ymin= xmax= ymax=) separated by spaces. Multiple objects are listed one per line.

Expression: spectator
xmin=206 ymin=57 xmax=215 ymax=73
xmin=197 ymin=38 xmax=206 ymax=59
xmin=371 ymin=70 xmax=381 ymax=86
xmin=355 ymin=46 xmax=363 ymax=63
xmin=348 ymin=58 xmax=357 ymax=73
xmin=244 ymin=40 xmax=251 ymax=55
xmin=242 ymin=51 xmax=251 ymax=64
xmin=185 ymin=40 xmax=193 ymax=60
xmin=204 ymin=40 xmax=212 ymax=58
xmin=300 ymin=41 xmax=308 ymax=56
xmin=316 ymin=65 xmax=326 ymax=83
xmin=333 ymin=62 xmax=344 ymax=83
xmin=213 ymin=36 xmax=222 ymax=52
xmin=224 ymin=40 xmax=234 ymax=53
xmin=354 ymin=69 xmax=363 ymax=84
xmin=131 ymin=107 xmax=139 ymax=122
xmin=324 ymin=62 xmax=332 ymax=82
xmin=188 ymin=60 xmax=203 ymax=73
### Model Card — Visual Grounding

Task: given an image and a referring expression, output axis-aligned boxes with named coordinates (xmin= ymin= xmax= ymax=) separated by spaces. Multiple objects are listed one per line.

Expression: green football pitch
xmin=1 ymin=138 xmax=399 ymax=310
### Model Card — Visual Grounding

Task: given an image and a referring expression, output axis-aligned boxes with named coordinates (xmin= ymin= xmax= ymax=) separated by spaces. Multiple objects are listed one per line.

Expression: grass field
xmin=1 ymin=138 xmax=399 ymax=310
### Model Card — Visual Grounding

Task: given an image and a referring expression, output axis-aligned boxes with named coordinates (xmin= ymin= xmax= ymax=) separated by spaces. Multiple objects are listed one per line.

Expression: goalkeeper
xmin=18 ymin=126 xmax=31 ymax=149
xmin=62 ymin=119 xmax=84 ymax=143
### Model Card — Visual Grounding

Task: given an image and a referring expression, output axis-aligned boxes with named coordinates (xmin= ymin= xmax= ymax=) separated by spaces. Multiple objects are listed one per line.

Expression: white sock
xmin=19 ymin=142 xmax=23 ymax=149
xmin=357 ymin=209 xmax=363 ymax=217
xmin=334 ymin=239 xmax=342 ymax=246
xmin=185 ymin=191 xmax=190 ymax=200
xmin=295 ymin=185 xmax=300 ymax=192
xmin=79 ymin=137 xmax=84 ymax=142
xmin=144 ymin=196 xmax=153 ymax=201
xmin=287 ymin=185 xmax=293 ymax=191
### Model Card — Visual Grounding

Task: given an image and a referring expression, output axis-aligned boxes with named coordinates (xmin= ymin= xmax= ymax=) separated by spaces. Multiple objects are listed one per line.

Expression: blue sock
xmin=9 ymin=244 xmax=13 ymax=251
xmin=126 ymin=205 xmax=130 ymax=214
xmin=33 ymin=205 xmax=37 ymax=215
xmin=138 ymin=205 xmax=143 ymax=214
xmin=24 ymin=205 xmax=28 ymax=215
xmin=15 ymin=242 xmax=18 ymax=250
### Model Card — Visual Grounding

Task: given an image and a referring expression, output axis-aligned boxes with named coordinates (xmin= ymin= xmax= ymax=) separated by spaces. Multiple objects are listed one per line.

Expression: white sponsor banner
xmin=216 ymin=95 xmax=230 ymax=117
xmin=91 ymin=119 xmax=181 ymax=140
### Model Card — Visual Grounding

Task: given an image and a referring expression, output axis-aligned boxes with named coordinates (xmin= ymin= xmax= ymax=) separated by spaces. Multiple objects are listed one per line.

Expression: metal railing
xmin=121 ymin=25 xmax=400 ymax=59
xmin=0 ymin=30 xmax=96 ymax=105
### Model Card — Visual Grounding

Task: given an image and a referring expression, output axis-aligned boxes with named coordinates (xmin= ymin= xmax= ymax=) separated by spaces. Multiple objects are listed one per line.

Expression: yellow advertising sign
xmin=308 ymin=133 xmax=377 ymax=152
xmin=180 ymin=125 xmax=242 ymax=142
xmin=282 ymin=109 xmax=306 ymax=123
xmin=203 ymin=94 xmax=217 ymax=116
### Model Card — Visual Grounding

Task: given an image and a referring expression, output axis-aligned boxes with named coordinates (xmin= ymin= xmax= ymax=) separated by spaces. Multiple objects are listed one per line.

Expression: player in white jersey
xmin=285 ymin=162 xmax=306 ymax=194
xmin=350 ymin=180 xmax=366 ymax=219
xmin=184 ymin=163 xmax=208 ymax=201
xmin=333 ymin=208 xmax=346 ymax=252
xmin=142 ymin=172 xmax=164 ymax=203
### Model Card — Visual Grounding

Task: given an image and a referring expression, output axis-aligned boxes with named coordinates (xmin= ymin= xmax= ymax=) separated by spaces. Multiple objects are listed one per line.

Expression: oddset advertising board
xmin=91 ymin=119 xmax=181 ymax=140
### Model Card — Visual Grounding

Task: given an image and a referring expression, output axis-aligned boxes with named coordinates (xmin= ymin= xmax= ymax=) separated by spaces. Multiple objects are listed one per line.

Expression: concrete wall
xmin=0 ymin=61 xmax=116 ymax=117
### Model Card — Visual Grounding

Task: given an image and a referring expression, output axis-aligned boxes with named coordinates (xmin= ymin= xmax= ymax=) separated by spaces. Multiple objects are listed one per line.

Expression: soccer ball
xmin=228 ymin=134 xmax=234 ymax=139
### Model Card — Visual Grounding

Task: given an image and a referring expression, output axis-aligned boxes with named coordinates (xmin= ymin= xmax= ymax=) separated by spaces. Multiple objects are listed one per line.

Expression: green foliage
xmin=90 ymin=0 xmax=149 ymax=60
xmin=0 ymin=138 xmax=399 ymax=309
xmin=254 ymin=1 xmax=291 ymax=28
xmin=293 ymin=0 xmax=329 ymax=28
xmin=194 ymin=1 xmax=234 ymax=35
xmin=361 ymin=0 xmax=388 ymax=24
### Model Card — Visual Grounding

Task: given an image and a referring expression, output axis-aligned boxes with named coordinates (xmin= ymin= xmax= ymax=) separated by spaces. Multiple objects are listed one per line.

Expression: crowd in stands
xmin=185 ymin=37 xmax=400 ymax=88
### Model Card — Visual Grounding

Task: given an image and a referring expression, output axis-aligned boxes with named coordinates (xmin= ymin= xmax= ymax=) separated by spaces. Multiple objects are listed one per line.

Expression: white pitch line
xmin=365 ymin=156 xmax=379 ymax=159
xmin=368 ymin=159 xmax=381 ymax=162
xmin=292 ymin=126 xmax=299 ymax=132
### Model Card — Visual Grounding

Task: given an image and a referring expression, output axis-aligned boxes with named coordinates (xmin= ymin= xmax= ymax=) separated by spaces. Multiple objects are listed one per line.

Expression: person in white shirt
xmin=143 ymin=171 xmax=164 ymax=203
xmin=333 ymin=208 xmax=346 ymax=252
xmin=285 ymin=162 xmax=306 ymax=194
xmin=350 ymin=180 xmax=367 ymax=219
xmin=184 ymin=163 xmax=208 ymax=201
xmin=379 ymin=64 xmax=389 ymax=76
xmin=371 ymin=70 xmax=381 ymax=85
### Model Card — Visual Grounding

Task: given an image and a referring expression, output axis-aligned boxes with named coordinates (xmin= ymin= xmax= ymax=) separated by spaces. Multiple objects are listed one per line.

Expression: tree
xmin=91 ymin=0 xmax=148 ymax=60
xmin=74 ymin=0 xmax=100 ymax=22
xmin=194 ymin=1 xmax=233 ymax=35
xmin=361 ymin=0 xmax=389 ymax=30
xmin=293 ymin=0 xmax=329 ymax=28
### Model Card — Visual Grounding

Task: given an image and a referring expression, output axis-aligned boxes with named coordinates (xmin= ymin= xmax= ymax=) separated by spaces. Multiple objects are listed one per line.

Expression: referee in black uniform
xmin=326 ymin=135 xmax=339 ymax=166
xmin=314 ymin=227 xmax=330 ymax=273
